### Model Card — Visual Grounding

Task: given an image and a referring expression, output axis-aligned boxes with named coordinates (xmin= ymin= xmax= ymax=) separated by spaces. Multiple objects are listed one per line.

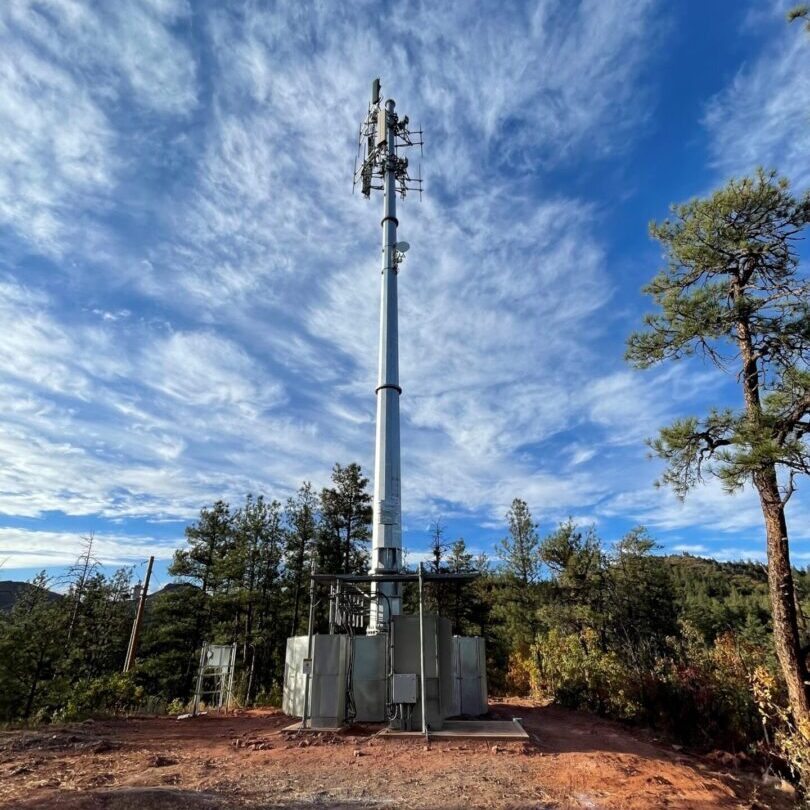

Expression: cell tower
xmin=280 ymin=84 xmax=493 ymax=735
xmin=353 ymin=78 xmax=422 ymax=633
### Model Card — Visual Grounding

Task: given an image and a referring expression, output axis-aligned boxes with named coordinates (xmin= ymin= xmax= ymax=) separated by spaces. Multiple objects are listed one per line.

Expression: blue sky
xmin=1 ymin=0 xmax=809 ymax=588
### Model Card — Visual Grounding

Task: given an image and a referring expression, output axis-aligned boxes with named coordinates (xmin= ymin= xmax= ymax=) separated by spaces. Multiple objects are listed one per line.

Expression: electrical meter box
xmin=392 ymin=672 xmax=418 ymax=704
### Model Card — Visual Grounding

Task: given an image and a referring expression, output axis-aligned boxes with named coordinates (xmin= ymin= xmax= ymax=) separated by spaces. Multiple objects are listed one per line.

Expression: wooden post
xmin=123 ymin=556 xmax=154 ymax=673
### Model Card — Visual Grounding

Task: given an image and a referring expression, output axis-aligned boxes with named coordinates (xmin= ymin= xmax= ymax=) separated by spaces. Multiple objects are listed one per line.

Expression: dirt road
xmin=0 ymin=700 xmax=794 ymax=809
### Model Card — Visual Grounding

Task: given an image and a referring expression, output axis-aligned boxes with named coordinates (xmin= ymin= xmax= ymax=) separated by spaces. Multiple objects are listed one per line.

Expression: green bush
xmin=528 ymin=624 xmax=764 ymax=751
xmin=254 ymin=682 xmax=283 ymax=708
xmin=531 ymin=628 xmax=643 ymax=720
xmin=53 ymin=672 xmax=145 ymax=722
xmin=166 ymin=697 xmax=187 ymax=716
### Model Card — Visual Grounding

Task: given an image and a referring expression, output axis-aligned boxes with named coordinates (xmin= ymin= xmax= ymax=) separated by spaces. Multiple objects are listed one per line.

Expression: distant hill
xmin=0 ymin=580 xmax=62 ymax=612
xmin=0 ymin=579 xmax=197 ymax=612
xmin=145 ymin=582 xmax=198 ymax=602
xmin=0 ymin=579 xmax=199 ymax=613
xmin=659 ymin=553 xmax=810 ymax=645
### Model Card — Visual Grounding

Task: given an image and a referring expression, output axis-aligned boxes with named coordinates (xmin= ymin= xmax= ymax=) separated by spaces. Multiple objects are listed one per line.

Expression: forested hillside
xmin=0 ymin=580 xmax=61 ymax=612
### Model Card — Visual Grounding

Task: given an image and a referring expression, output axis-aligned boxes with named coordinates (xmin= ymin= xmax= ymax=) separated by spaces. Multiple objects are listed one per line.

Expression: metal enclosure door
xmin=352 ymin=635 xmax=387 ymax=721
xmin=282 ymin=636 xmax=307 ymax=717
xmin=282 ymin=635 xmax=349 ymax=727
xmin=451 ymin=636 xmax=488 ymax=717
xmin=310 ymin=634 xmax=349 ymax=728
xmin=391 ymin=614 xmax=452 ymax=729
xmin=193 ymin=642 xmax=237 ymax=713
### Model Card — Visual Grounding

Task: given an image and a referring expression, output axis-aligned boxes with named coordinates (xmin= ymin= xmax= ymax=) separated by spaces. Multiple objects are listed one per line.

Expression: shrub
xmin=503 ymin=649 xmax=534 ymax=697
xmin=531 ymin=628 xmax=642 ymax=720
xmin=634 ymin=626 xmax=763 ymax=750
xmin=752 ymin=666 xmax=810 ymax=792
xmin=53 ymin=672 xmax=145 ymax=722
xmin=254 ymin=682 xmax=283 ymax=707
xmin=166 ymin=697 xmax=187 ymax=716
xmin=529 ymin=624 xmax=764 ymax=751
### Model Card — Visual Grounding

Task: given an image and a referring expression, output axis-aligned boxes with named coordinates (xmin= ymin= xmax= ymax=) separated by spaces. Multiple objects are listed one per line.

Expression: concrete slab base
xmin=282 ymin=719 xmax=529 ymax=739
xmin=380 ymin=719 xmax=529 ymax=739
xmin=282 ymin=721 xmax=344 ymax=732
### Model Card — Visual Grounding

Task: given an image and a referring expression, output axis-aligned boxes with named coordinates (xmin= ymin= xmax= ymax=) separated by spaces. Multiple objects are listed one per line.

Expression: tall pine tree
xmin=497 ymin=498 xmax=541 ymax=649
xmin=627 ymin=169 xmax=810 ymax=736
xmin=317 ymin=463 xmax=372 ymax=575
xmin=284 ymin=483 xmax=318 ymax=637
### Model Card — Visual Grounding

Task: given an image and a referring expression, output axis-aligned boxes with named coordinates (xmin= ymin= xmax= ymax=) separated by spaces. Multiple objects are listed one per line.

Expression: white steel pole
xmin=302 ymin=564 xmax=316 ymax=729
xmin=369 ymin=98 xmax=403 ymax=633
xmin=418 ymin=562 xmax=427 ymax=739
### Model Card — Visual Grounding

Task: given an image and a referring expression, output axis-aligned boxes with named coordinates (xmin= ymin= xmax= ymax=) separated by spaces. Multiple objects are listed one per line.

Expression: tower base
xmin=282 ymin=614 xmax=487 ymax=730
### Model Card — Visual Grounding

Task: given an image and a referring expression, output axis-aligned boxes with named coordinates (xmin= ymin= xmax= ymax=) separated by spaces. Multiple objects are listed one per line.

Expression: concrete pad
xmin=282 ymin=721 xmax=344 ymax=732
xmin=381 ymin=719 xmax=529 ymax=739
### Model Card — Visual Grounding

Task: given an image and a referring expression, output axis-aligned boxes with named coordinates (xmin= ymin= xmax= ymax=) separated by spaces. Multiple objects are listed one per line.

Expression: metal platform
xmin=380 ymin=719 xmax=528 ymax=739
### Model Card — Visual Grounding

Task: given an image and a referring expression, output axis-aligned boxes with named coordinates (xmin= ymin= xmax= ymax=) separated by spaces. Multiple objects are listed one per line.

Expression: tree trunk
xmin=291 ymin=543 xmax=304 ymax=637
xmin=758 ymin=469 xmax=810 ymax=737
xmin=24 ymin=649 xmax=45 ymax=719
xmin=244 ymin=537 xmax=257 ymax=664
xmin=732 ymin=276 xmax=810 ymax=737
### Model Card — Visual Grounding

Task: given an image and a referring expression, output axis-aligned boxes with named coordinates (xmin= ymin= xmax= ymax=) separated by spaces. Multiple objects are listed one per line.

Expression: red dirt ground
xmin=0 ymin=699 xmax=796 ymax=809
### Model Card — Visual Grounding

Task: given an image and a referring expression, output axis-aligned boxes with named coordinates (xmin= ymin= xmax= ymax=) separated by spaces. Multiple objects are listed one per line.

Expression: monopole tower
xmin=353 ymin=78 xmax=422 ymax=632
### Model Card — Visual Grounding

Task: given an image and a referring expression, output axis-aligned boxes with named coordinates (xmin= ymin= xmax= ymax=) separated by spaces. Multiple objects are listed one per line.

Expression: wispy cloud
xmin=0 ymin=0 xmax=197 ymax=255
xmin=0 ymin=526 xmax=176 ymax=570
xmin=604 ymin=477 xmax=810 ymax=544
xmin=672 ymin=543 xmax=708 ymax=554
xmin=704 ymin=4 xmax=810 ymax=187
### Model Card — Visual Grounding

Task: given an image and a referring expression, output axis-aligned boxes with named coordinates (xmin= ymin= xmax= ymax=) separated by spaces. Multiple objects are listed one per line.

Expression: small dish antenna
xmin=395 ymin=241 xmax=410 ymax=253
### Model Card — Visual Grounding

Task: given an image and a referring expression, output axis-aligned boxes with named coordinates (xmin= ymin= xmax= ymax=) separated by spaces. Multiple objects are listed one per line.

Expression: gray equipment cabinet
xmin=351 ymin=634 xmax=387 ymax=721
xmin=282 ymin=624 xmax=489 ymax=729
xmin=450 ymin=635 xmax=488 ymax=717
xmin=283 ymin=634 xmax=349 ymax=728
xmin=391 ymin=613 xmax=453 ymax=730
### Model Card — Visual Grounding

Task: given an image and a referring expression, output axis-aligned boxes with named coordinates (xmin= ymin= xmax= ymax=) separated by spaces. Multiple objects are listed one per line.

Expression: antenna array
xmin=353 ymin=79 xmax=423 ymax=199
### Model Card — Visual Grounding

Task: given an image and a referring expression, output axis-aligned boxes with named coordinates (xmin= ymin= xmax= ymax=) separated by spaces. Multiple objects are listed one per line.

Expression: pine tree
xmin=63 ymin=534 xmax=99 ymax=649
xmin=169 ymin=500 xmax=234 ymax=690
xmin=284 ymin=483 xmax=318 ymax=637
xmin=65 ymin=568 xmax=133 ymax=679
xmin=448 ymin=538 xmax=474 ymax=573
xmin=788 ymin=4 xmax=810 ymax=34
xmin=607 ymin=528 xmax=677 ymax=669
xmin=0 ymin=573 xmax=66 ymax=720
xmin=232 ymin=494 xmax=285 ymax=701
xmin=446 ymin=538 xmax=475 ymax=633
xmin=539 ymin=519 xmax=605 ymax=642
xmin=138 ymin=583 xmax=201 ymax=701
xmin=171 ymin=500 xmax=234 ymax=598
xmin=428 ymin=520 xmax=448 ymax=574
xmin=627 ymin=169 xmax=810 ymax=735
xmin=229 ymin=495 xmax=269 ymax=663
xmin=318 ymin=463 xmax=372 ymax=575
xmin=497 ymin=498 xmax=541 ymax=648
xmin=498 ymin=499 xmax=540 ymax=586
